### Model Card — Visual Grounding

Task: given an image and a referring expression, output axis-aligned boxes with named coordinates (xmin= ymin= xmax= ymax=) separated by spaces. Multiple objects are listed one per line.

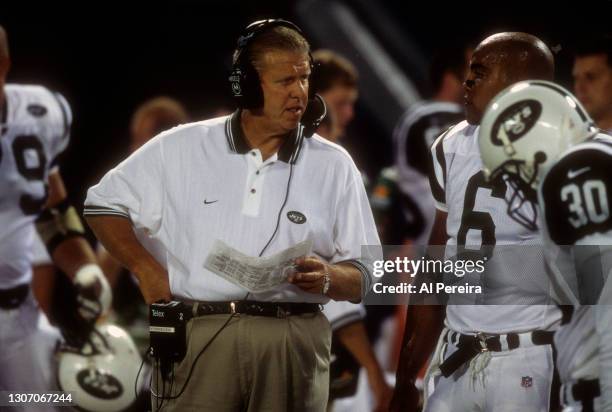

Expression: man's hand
xmin=133 ymin=264 xmax=172 ymax=304
xmin=288 ymin=256 xmax=329 ymax=295
xmin=289 ymin=256 xmax=363 ymax=301
xmin=85 ymin=215 xmax=172 ymax=304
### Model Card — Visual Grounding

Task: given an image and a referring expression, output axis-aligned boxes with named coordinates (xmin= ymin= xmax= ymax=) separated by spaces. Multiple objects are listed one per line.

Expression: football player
xmin=0 ymin=25 xmax=110 ymax=406
xmin=391 ymin=44 xmax=468 ymax=246
xmin=479 ymin=80 xmax=611 ymax=411
xmin=392 ymin=33 xmax=562 ymax=412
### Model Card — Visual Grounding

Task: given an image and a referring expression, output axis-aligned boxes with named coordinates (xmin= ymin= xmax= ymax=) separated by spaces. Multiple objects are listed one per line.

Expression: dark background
xmin=1 ymin=0 xmax=610 ymax=207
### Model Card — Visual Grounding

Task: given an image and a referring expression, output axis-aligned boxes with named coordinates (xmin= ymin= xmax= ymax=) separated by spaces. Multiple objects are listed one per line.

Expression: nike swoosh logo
xmin=203 ymin=199 xmax=218 ymax=205
xmin=567 ymin=167 xmax=590 ymax=179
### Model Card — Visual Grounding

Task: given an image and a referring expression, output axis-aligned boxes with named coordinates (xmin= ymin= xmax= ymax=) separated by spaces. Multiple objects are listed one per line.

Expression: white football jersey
xmin=0 ymin=84 xmax=71 ymax=288
xmin=393 ymin=101 xmax=462 ymax=245
xmin=538 ymin=134 xmax=612 ymax=404
xmin=429 ymin=121 xmax=560 ymax=334
xmin=322 ymin=300 xmax=366 ymax=332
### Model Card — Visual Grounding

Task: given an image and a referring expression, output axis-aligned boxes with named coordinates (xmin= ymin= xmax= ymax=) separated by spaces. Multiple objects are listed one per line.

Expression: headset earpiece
xmin=229 ymin=19 xmax=313 ymax=110
xmin=302 ymin=94 xmax=327 ymax=138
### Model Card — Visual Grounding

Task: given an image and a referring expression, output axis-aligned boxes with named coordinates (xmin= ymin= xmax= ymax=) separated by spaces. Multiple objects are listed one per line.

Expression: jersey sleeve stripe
xmin=428 ymin=128 xmax=450 ymax=207
xmin=329 ymin=311 xmax=365 ymax=331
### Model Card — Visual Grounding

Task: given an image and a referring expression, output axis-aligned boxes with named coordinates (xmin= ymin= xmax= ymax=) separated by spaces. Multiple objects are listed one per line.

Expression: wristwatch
xmin=322 ymin=272 xmax=331 ymax=295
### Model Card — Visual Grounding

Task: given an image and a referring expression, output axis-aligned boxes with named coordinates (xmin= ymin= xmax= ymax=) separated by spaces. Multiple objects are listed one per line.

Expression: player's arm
xmin=44 ymin=171 xmax=97 ymax=275
xmin=335 ymin=321 xmax=392 ymax=412
xmin=390 ymin=211 xmax=447 ymax=412
xmin=36 ymin=170 xmax=112 ymax=321
xmin=85 ymin=215 xmax=171 ymax=304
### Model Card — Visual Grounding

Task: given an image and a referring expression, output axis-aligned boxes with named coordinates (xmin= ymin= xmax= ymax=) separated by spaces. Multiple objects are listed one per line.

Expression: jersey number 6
xmin=457 ymin=171 xmax=506 ymax=259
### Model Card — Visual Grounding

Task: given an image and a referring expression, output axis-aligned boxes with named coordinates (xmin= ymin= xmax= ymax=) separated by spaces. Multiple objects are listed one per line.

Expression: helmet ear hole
xmin=534 ymin=151 xmax=547 ymax=165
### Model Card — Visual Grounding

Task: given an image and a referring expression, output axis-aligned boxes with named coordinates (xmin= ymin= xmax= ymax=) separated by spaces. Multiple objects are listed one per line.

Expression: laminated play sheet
xmin=204 ymin=239 xmax=312 ymax=292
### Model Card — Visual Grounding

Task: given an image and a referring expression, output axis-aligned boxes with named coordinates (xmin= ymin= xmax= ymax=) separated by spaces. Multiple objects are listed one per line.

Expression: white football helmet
xmin=57 ymin=324 xmax=143 ymax=412
xmin=478 ymin=80 xmax=598 ymax=229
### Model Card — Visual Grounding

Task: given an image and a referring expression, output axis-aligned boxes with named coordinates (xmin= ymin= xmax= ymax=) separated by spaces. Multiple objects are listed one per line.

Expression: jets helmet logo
xmin=491 ymin=99 xmax=542 ymax=147
xmin=77 ymin=368 xmax=124 ymax=399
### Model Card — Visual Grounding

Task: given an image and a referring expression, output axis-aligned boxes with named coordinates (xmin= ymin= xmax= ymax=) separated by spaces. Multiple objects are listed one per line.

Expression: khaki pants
xmin=152 ymin=311 xmax=331 ymax=412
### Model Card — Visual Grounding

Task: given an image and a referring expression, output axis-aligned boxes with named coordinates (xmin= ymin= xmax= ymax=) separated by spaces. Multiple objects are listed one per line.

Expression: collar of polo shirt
xmin=225 ymin=109 xmax=306 ymax=165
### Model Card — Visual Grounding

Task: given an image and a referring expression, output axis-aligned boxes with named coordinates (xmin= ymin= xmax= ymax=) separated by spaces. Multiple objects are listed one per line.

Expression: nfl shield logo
xmin=521 ymin=376 xmax=533 ymax=388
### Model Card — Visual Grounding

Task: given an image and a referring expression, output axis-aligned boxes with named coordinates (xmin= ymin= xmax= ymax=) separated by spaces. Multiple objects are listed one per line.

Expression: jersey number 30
xmin=561 ymin=180 xmax=610 ymax=228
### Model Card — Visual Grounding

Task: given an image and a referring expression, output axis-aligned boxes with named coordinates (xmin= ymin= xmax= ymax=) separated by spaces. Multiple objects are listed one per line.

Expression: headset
xmin=229 ymin=19 xmax=314 ymax=110
xmin=228 ymin=19 xmax=327 ymax=137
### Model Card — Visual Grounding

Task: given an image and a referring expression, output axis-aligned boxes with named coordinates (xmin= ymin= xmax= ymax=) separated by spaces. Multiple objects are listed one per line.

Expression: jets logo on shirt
xmin=521 ymin=376 xmax=533 ymax=388
xmin=287 ymin=211 xmax=306 ymax=224
xmin=491 ymin=99 xmax=542 ymax=146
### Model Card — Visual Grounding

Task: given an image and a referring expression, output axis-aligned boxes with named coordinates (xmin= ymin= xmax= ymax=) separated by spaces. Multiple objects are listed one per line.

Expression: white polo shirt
xmin=84 ymin=111 xmax=380 ymax=303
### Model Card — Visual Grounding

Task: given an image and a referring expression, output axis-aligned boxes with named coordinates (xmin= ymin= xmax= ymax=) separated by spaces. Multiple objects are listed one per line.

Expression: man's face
xmin=320 ymin=85 xmax=358 ymax=137
xmin=257 ymin=50 xmax=310 ymax=134
xmin=573 ymin=54 xmax=612 ymax=123
xmin=464 ymin=47 xmax=511 ymax=125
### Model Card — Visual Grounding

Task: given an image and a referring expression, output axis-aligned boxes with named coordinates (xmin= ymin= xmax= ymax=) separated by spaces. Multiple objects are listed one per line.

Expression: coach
xmin=83 ymin=19 xmax=379 ymax=411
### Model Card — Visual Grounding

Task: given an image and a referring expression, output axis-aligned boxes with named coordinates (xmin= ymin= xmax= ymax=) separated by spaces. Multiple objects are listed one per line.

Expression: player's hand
xmin=56 ymin=265 xmax=111 ymax=349
xmin=135 ymin=265 xmax=172 ymax=304
xmin=389 ymin=379 xmax=420 ymax=412
xmin=73 ymin=264 xmax=112 ymax=322
xmin=369 ymin=374 xmax=393 ymax=412
xmin=288 ymin=256 xmax=330 ymax=295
